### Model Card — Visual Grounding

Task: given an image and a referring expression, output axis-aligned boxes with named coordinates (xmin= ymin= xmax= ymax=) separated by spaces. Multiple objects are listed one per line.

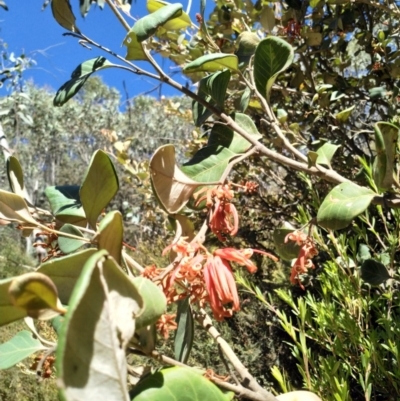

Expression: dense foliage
xmin=1 ymin=1 xmax=400 ymax=401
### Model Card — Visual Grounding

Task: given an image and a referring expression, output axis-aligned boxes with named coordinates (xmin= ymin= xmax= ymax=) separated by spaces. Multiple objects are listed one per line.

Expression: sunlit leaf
xmin=8 ymin=272 xmax=66 ymax=318
xmin=360 ymin=259 xmax=391 ymax=286
xmin=273 ymin=223 xmax=301 ymax=261
xmin=174 ymin=297 xmax=194 ymax=364
xmin=80 ymin=150 xmax=119 ymax=229
xmin=130 ymin=3 xmax=182 ymax=41
xmin=37 ymin=249 xmax=98 ymax=304
xmin=6 ymin=156 xmax=24 ymax=198
xmin=335 ymin=105 xmax=355 ymax=122
xmin=0 ymin=331 xmax=46 ymax=370
xmin=132 ymin=276 xmax=167 ymax=330
xmin=54 ymin=57 xmax=114 ymax=106
xmin=51 ymin=0 xmax=80 ymax=33
xmin=57 ymin=250 xmax=143 ymax=401
xmin=316 ymin=143 xmax=340 ymax=168
xmin=150 ymin=145 xmax=204 ymax=213
xmin=317 ymin=182 xmax=376 ymax=230
xmin=184 ymin=53 xmax=239 ymax=74
xmin=0 ymin=190 xmax=36 ymax=225
xmin=98 ymin=210 xmax=123 ymax=264
xmin=254 ymin=37 xmax=294 ymax=102
xmin=129 ymin=367 xmax=233 ymax=400
xmin=0 ymin=278 xmax=27 ymax=326
xmin=147 ymin=0 xmax=192 ymax=31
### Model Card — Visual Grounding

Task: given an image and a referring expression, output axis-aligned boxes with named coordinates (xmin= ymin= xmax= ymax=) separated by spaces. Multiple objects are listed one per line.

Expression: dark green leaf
xmin=317 ymin=182 xmax=376 ymax=230
xmin=254 ymin=37 xmax=294 ymax=102
xmin=80 ymin=150 xmax=119 ymax=229
xmin=174 ymin=297 xmax=194 ymax=364
xmin=361 ymin=259 xmax=391 ymax=286
xmin=0 ymin=331 xmax=46 ymax=370
xmin=54 ymin=57 xmax=114 ymax=106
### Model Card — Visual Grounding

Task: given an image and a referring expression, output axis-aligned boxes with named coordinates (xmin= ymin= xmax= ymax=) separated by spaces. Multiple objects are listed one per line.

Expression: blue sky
xmin=0 ymin=0 xmax=196 ymax=98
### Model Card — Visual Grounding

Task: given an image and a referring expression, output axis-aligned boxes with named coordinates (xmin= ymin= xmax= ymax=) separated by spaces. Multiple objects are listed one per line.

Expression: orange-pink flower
xmin=203 ymin=254 xmax=240 ymax=321
xmin=214 ymin=247 xmax=278 ymax=273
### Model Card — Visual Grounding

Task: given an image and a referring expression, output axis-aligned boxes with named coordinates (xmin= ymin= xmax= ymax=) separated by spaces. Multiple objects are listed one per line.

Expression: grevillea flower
xmin=285 ymin=230 xmax=318 ymax=289
xmin=196 ymin=185 xmax=239 ymax=241
xmin=203 ymin=254 xmax=240 ymax=321
xmin=214 ymin=247 xmax=278 ymax=273
xmin=156 ymin=313 xmax=178 ymax=339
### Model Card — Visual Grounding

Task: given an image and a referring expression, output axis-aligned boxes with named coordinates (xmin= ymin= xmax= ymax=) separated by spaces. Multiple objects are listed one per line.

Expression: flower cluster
xmin=285 ymin=230 xmax=318 ymax=289
xmin=195 ymin=184 xmax=239 ymax=242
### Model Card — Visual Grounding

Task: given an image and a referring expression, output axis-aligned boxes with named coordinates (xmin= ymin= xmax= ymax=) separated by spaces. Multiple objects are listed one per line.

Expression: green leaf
xmin=356 ymin=244 xmax=371 ymax=263
xmin=147 ymin=0 xmax=192 ymax=31
xmin=8 ymin=272 xmax=66 ymax=319
xmin=273 ymin=223 xmax=301 ymax=261
xmin=123 ymin=31 xmax=147 ymax=61
xmin=372 ymin=122 xmax=399 ymax=190
xmin=174 ymin=297 xmax=194 ymax=364
xmin=238 ymin=86 xmax=251 ymax=112
xmin=335 ymin=105 xmax=355 ymax=122
xmin=57 ymin=250 xmax=143 ymax=401
xmin=45 ymin=185 xmax=87 ymax=227
xmin=54 ymin=57 xmax=114 ymax=106
xmin=37 ymin=248 xmax=98 ymax=304
xmin=132 ymin=276 xmax=166 ymax=330
xmin=200 ymin=69 xmax=231 ymax=108
xmin=0 ymin=331 xmax=46 ymax=370
xmin=51 ymin=0 xmax=80 ymax=33
xmin=150 ymin=145 xmax=203 ymax=213
xmin=0 ymin=190 xmax=36 ymax=225
xmin=58 ymin=224 xmax=85 ymax=254
xmin=317 ymin=182 xmax=376 ymax=230
xmin=129 ymin=367 xmax=233 ymax=401
xmin=181 ymin=145 xmax=236 ymax=183
xmin=360 ymin=259 xmax=391 ymax=286
xmin=183 ymin=53 xmax=239 ymax=74
xmin=130 ymin=3 xmax=182 ymax=41
xmin=307 ymin=151 xmax=318 ymax=167
xmin=6 ymin=156 xmax=24 ymax=198
xmin=80 ymin=150 xmax=119 ymax=229
xmin=98 ymin=210 xmax=123 ymax=265
xmin=0 ymin=277 xmax=27 ymax=326
xmin=254 ymin=37 xmax=294 ymax=102
xmin=207 ymin=113 xmax=262 ymax=154
xmin=316 ymin=143 xmax=340 ymax=168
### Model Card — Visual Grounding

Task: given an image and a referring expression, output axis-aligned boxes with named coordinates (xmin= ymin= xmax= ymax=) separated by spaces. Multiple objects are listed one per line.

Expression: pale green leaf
xmin=316 ymin=143 xmax=340 ymax=168
xmin=184 ymin=53 xmax=239 ymax=74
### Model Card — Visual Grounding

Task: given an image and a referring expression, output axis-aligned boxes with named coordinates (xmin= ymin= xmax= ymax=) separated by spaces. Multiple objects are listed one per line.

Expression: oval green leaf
xmin=174 ymin=297 xmax=194 ymax=364
xmin=80 ymin=150 xmax=119 ymax=229
xmin=129 ymin=367 xmax=233 ymax=401
xmin=360 ymin=259 xmax=391 ymax=286
xmin=54 ymin=57 xmax=114 ymax=106
xmin=0 ymin=190 xmax=36 ymax=225
xmin=58 ymin=224 xmax=85 ymax=254
xmin=317 ymin=182 xmax=376 ymax=230
xmin=98 ymin=210 xmax=123 ymax=264
xmin=0 ymin=277 xmax=28 ymax=326
xmin=0 ymin=330 xmax=47 ymax=370
xmin=184 ymin=53 xmax=239 ymax=74
xmin=316 ymin=143 xmax=340 ymax=168
xmin=147 ymin=0 xmax=192 ymax=31
xmin=51 ymin=0 xmax=80 ymax=33
xmin=254 ymin=37 xmax=294 ymax=102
